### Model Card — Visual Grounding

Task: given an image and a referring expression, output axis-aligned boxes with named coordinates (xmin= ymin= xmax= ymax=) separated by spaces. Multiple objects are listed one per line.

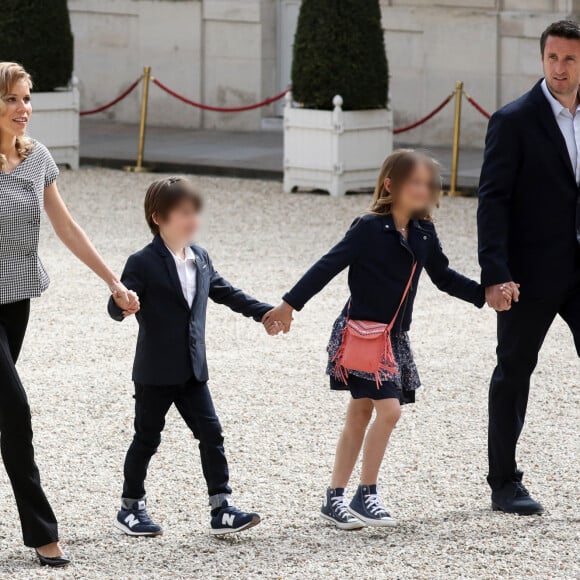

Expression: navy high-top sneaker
xmin=348 ymin=485 xmax=396 ymax=527
xmin=115 ymin=497 xmax=163 ymax=536
xmin=320 ymin=488 xmax=365 ymax=530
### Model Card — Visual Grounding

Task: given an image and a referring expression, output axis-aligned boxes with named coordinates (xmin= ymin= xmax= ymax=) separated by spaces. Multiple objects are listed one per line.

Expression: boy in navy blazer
xmin=108 ymin=176 xmax=279 ymax=536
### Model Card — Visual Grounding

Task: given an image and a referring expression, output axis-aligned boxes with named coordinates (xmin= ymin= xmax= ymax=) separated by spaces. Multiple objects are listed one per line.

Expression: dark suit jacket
xmin=283 ymin=214 xmax=484 ymax=331
xmin=478 ymin=79 xmax=580 ymax=296
xmin=108 ymin=235 xmax=272 ymax=385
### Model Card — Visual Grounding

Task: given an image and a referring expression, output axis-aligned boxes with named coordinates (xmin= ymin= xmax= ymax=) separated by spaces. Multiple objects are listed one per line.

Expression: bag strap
xmin=387 ymin=261 xmax=417 ymax=330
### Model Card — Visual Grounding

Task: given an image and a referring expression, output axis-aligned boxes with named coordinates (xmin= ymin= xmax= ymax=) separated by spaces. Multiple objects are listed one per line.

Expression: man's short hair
xmin=144 ymin=176 xmax=203 ymax=235
xmin=540 ymin=20 xmax=580 ymax=56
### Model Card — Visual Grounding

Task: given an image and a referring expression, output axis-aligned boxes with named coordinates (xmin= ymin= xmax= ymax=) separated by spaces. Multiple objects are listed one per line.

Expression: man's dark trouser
xmin=122 ymin=378 xmax=232 ymax=500
xmin=0 ymin=300 xmax=59 ymax=547
xmin=488 ymin=273 xmax=580 ymax=490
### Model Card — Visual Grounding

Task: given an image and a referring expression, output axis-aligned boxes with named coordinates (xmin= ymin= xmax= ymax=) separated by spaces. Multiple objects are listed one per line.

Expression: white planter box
xmin=27 ymin=78 xmax=80 ymax=169
xmin=283 ymin=93 xmax=393 ymax=197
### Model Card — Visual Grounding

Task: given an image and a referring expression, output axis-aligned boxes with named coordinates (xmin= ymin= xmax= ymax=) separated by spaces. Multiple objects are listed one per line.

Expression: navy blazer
xmin=478 ymin=79 xmax=580 ymax=295
xmin=108 ymin=235 xmax=272 ymax=385
xmin=282 ymin=214 xmax=484 ymax=330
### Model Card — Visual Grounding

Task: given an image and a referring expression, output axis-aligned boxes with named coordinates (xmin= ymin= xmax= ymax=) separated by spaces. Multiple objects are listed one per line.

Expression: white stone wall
xmin=384 ymin=0 xmax=578 ymax=147
xmin=69 ymin=0 xmax=580 ymax=145
xmin=201 ymin=0 xmax=277 ymax=130
xmin=383 ymin=4 xmax=499 ymax=147
xmin=69 ymin=0 xmax=203 ymax=128
xmin=69 ymin=0 xmax=275 ymax=130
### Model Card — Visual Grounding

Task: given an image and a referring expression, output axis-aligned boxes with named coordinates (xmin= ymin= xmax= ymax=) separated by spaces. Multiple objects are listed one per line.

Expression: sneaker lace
xmin=330 ymin=495 xmax=350 ymax=518
xmin=135 ymin=509 xmax=153 ymax=524
xmin=364 ymin=493 xmax=387 ymax=516
xmin=513 ymin=482 xmax=530 ymax=498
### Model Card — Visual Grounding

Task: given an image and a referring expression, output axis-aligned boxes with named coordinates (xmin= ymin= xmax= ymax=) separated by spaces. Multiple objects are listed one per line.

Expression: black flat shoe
xmin=491 ymin=482 xmax=544 ymax=515
xmin=35 ymin=549 xmax=71 ymax=567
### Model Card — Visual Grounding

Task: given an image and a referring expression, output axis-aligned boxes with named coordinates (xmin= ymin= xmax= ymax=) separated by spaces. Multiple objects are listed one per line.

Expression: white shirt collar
xmin=541 ymin=78 xmax=580 ymax=117
xmin=166 ymin=244 xmax=196 ymax=263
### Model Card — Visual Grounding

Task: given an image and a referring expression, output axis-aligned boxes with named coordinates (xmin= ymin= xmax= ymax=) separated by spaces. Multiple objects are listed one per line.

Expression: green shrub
xmin=291 ymin=0 xmax=388 ymax=111
xmin=0 ymin=0 xmax=74 ymax=92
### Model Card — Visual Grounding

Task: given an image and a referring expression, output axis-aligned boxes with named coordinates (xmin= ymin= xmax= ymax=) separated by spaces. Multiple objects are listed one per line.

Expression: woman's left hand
xmin=111 ymin=281 xmax=140 ymax=313
xmin=122 ymin=291 xmax=141 ymax=318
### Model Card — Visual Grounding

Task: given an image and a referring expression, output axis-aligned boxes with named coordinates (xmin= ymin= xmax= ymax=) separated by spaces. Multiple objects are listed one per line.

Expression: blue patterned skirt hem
xmin=326 ymin=315 xmax=421 ymax=404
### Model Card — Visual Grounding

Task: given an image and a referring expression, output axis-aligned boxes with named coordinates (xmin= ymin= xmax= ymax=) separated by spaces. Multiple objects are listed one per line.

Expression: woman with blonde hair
xmin=265 ymin=150 xmax=510 ymax=529
xmin=0 ymin=62 xmax=138 ymax=566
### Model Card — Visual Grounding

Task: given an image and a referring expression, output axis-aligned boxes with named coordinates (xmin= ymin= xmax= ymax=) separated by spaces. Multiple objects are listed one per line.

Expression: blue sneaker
xmin=114 ymin=497 xmax=163 ymax=536
xmin=348 ymin=485 xmax=396 ymax=527
xmin=320 ymin=488 xmax=365 ymax=530
xmin=210 ymin=500 xmax=261 ymax=535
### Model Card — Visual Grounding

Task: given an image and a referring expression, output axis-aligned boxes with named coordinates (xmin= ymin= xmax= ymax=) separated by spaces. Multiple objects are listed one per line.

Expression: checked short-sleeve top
xmin=0 ymin=140 xmax=59 ymax=305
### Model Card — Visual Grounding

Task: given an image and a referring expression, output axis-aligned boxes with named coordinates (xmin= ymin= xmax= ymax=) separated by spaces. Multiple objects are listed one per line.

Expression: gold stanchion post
xmin=445 ymin=80 xmax=463 ymax=196
xmin=124 ymin=66 xmax=152 ymax=173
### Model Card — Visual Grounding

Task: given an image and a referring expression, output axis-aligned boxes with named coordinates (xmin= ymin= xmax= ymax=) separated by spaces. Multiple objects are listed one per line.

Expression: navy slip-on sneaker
xmin=114 ymin=497 xmax=163 ymax=536
xmin=210 ymin=500 xmax=261 ymax=535
xmin=348 ymin=485 xmax=397 ymax=527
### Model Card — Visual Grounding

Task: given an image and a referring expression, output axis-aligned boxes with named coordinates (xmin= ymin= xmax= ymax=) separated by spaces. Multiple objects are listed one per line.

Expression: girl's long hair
xmin=368 ymin=149 xmax=441 ymax=220
xmin=0 ymin=62 xmax=34 ymax=171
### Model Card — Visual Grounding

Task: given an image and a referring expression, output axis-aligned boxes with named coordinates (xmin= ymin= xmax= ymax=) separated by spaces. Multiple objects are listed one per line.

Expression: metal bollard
xmin=124 ymin=66 xmax=152 ymax=172
xmin=445 ymin=81 xmax=463 ymax=196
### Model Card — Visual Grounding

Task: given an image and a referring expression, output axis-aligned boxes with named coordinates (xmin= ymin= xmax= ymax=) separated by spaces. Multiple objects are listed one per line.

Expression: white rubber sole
xmin=210 ymin=515 xmax=261 ymax=536
xmin=114 ymin=519 xmax=163 ymax=536
xmin=347 ymin=507 xmax=397 ymax=527
xmin=320 ymin=512 xmax=365 ymax=530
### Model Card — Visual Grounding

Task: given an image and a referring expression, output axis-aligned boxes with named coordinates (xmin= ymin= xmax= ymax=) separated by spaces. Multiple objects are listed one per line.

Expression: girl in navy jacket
xmin=264 ymin=150 xmax=507 ymax=530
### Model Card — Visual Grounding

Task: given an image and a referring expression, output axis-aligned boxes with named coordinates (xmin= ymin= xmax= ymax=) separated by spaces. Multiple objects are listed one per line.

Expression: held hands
xmin=110 ymin=281 xmax=140 ymax=318
xmin=262 ymin=302 xmax=294 ymax=335
xmin=485 ymin=281 xmax=520 ymax=312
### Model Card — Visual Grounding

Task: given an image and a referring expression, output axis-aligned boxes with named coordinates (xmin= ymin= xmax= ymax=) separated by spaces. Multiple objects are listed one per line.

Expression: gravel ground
xmin=0 ymin=168 xmax=578 ymax=579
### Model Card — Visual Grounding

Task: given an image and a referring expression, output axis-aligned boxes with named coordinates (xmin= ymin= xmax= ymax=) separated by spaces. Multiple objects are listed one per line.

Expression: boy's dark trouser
xmin=123 ymin=378 xmax=232 ymax=499
xmin=488 ymin=272 xmax=580 ymax=491
xmin=0 ymin=300 xmax=59 ymax=547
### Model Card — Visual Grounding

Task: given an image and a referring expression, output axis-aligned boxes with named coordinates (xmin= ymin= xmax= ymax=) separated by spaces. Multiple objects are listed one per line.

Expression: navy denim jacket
xmin=283 ymin=213 xmax=485 ymax=331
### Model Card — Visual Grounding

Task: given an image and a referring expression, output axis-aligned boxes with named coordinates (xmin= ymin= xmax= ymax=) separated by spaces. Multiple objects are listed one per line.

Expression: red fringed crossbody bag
xmin=333 ymin=262 xmax=417 ymax=387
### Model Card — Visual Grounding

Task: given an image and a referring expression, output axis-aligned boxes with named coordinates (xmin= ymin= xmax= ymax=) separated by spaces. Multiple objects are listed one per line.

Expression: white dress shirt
xmin=541 ymin=78 xmax=580 ymax=183
xmin=167 ymin=245 xmax=197 ymax=306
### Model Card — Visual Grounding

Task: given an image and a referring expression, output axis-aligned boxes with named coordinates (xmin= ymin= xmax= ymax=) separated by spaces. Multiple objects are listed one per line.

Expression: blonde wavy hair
xmin=0 ymin=62 xmax=34 ymax=171
xmin=368 ymin=149 xmax=441 ymax=220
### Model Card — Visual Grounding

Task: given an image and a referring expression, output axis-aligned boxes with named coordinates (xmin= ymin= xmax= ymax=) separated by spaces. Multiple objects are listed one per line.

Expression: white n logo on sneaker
xmin=222 ymin=513 xmax=236 ymax=527
xmin=124 ymin=514 xmax=139 ymax=529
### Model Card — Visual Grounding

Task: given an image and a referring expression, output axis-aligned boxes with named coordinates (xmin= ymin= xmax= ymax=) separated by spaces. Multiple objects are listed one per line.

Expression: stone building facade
xmin=69 ymin=0 xmax=580 ymax=146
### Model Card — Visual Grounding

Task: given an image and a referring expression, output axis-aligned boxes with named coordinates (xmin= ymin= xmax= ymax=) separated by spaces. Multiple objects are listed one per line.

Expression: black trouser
xmin=488 ymin=273 xmax=580 ymax=490
xmin=122 ymin=378 xmax=231 ymax=500
xmin=0 ymin=300 xmax=58 ymax=547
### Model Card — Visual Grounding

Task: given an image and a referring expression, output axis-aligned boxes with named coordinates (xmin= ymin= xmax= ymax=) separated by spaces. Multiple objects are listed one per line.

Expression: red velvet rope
xmin=464 ymin=92 xmax=491 ymax=120
xmin=393 ymin=92 xmax=455 ymax=134
xmin=152 ymin=78 xmax=289 ymax=112
xmin=81 ymin=75 xmax=475 ymax=137
xmin=79 ymin=77 xmax=142 ymax=116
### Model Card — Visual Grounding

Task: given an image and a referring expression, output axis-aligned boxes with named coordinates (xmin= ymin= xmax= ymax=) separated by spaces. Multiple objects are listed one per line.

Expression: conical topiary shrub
xmin=291 ymin=0 xmax=388 ymax=111
xmin=0 ymin=0 xmax=74 ymax=92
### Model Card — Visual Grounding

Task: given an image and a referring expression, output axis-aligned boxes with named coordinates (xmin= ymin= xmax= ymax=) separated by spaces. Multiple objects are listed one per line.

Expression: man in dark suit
xmin=478 ymin=20 xmax=580 ymax=514
xmin=108 ymin=177 xmax=278 ymax=536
